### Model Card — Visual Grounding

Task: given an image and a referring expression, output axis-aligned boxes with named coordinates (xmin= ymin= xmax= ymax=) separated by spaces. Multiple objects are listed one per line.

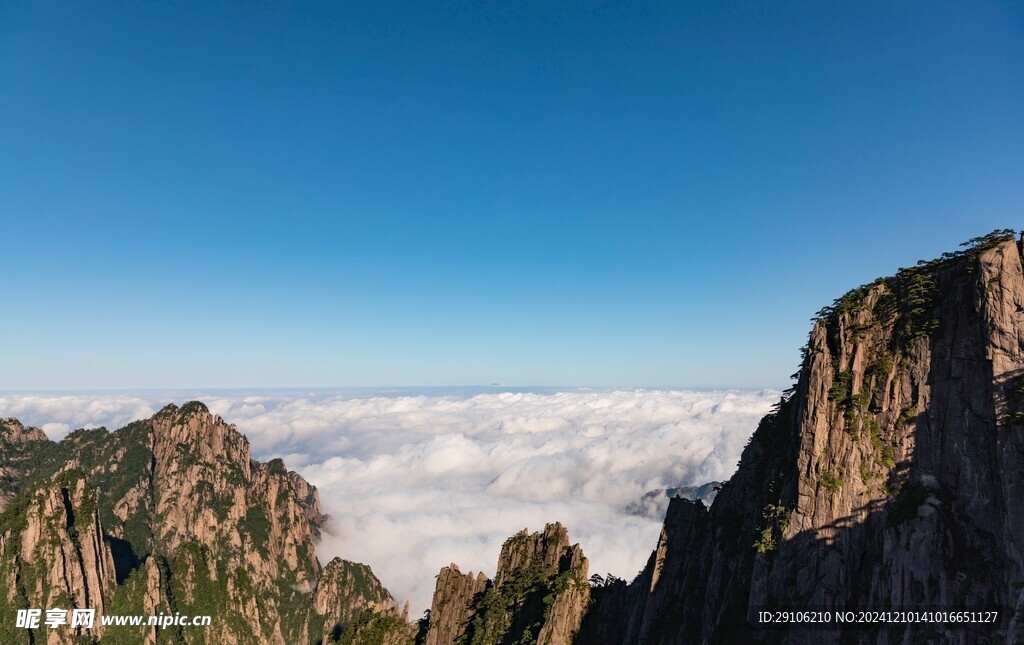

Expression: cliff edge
xmin=578 ymin=230 xmax=1024 ymax=644
xmin=0 ymin=403 xmax=409 ymax=644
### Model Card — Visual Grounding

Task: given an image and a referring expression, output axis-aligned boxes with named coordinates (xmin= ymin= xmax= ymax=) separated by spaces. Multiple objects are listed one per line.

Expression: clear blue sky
xmin=1 ymin=1 xmax=1022 ymax=389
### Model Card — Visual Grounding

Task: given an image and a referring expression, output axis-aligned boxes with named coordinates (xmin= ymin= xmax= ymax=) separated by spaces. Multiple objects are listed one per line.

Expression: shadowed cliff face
xmin=577 ymin=234 xmax=1024 ymax=644
xmin=5 ymin=233 xmax=1024 ymax=645
xmin=0 ymin=470 xmax=117 ymax=640
xmin=0 ymin=403 xmax=409 ymax=644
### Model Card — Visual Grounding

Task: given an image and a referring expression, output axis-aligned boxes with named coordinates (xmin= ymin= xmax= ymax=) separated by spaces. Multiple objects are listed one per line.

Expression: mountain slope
xmin=0 ymin=403 xmax=410 ymax=644
xmin=6 ymin=230 xmax=1024 ymax=644
xmin=577 ymin=230 xmax=1024 ymax=644
xmin=422 ymin=523 xmax=590 ymax=645
xmin=418 ymin=230 xmax=1024 ymax=644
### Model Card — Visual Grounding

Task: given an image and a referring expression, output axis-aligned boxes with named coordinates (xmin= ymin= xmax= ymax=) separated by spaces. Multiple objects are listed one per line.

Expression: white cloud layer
xmin=0 ymin=388 xmax=777 ymax=612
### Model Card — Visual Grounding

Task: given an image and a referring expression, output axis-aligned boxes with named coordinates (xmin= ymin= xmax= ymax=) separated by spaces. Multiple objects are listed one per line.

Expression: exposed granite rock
xmin=6 ymin=230 xmax=1023 ymax=644
xmin=0 ymin=417 xmax=48 ymax=512
xmin=0 ymin=417 xmax=47 ymax=445
xmin=0 ymin=470 xmax=117 ymax=643
xmin=0 ymin=403 xmax=407 ymax=644
xmin=423 ymin=522 xmax=589 ymax=644
xmin=424 ymin=564 xmax=489 ymax=645
xmin=291 ymin=470 xmax=326 ymax=539
xmin=310 ymin=557 xmax=400 ymax=642
xmin=581 ymin=232 xmax=1024 ymax=644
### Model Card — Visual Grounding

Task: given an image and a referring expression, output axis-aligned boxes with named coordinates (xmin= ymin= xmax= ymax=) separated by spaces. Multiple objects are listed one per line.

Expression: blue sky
xmin=1 ymin=1 xmax=1022 ymax=389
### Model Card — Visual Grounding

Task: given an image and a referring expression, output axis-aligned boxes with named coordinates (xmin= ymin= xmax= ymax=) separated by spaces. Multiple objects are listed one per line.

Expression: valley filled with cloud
xmin=1 ymin=388 xmax=777 ymax=611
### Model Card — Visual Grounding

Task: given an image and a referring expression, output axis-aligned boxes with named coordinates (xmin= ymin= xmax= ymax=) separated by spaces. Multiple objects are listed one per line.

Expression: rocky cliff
xmin=423 ymin=522 xmax=590 ymax=644
xmin=424 ymin=564 xmax=489 ymax=645
xmin=576 ymin=230 xmax=1024 ymax=644
xmin=0 ymin=417 xmax=48 ymax=511
xmin=7 ymin=230 xmax=1024 ymax=644
xmin=0 ymin=403 xmax=410 ymax=644
xmin=310 ymin=557 xmax=414 ymax=644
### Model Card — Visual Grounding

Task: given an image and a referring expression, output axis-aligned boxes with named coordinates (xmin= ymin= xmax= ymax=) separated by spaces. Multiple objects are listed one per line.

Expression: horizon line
xmin=0 ymin=384 xmax=787 ymax=394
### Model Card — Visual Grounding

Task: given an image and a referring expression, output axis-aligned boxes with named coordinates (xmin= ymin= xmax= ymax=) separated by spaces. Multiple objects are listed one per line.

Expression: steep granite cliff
xmin=578 ymin=231 xmax=1024 ymax=644
xmin=0 ymin=417 xmax=48 ymax=511
xmin=6 ymin=230 xmax=1023 ymax=644
xmin=423 ymin=522 xmax=590 ymax=644
xmin=0 ymin=403 xmax=409 ymax=644
xmin=424 ymin=564 xmax=489 ymax=645
xmin=310 ymin=557 xmax=413 ymax=644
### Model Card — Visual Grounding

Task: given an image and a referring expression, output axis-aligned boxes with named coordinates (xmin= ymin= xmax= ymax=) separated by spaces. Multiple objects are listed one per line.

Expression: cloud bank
xmin=0 ymin=388 xmax=777 ymax=612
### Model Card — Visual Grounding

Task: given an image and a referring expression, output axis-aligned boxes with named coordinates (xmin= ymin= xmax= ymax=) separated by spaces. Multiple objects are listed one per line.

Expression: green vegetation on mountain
xmin=0 ymin=404 xmax=409 ymax=644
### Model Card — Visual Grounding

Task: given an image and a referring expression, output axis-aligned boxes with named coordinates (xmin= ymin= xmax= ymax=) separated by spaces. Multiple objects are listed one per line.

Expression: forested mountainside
xmin=0 ymin=403 xmax=411 ymax=644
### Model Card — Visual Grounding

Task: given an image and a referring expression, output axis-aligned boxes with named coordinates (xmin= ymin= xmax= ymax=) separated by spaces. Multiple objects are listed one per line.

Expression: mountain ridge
xmin=4 ymin=229 xmax=1023 ymax=644
xmin=569 ymin=229 xmax=1024 ymax=644
xmin=422 ymin=229 xmax=1024 ymax=644
xmin=0 ymin=402 xmax=411 ymax=644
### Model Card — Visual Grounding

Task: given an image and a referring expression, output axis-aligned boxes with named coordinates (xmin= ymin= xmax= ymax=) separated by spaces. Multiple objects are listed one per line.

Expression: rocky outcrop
xmin=423 ymin=522 xmax=589 ymax=644
xmin=0 ymin=470 xmax=117 ymax=643
xmin=424 ymin=564 xmax=489 ymax=645
xmin=580 ymin=231 xmax=1024 ymax=644
xmin=0 ymin=403 xmax=408 ymax=644
xmin=310 ymin=557 xmax=400 ymax=642
xmin=6 ymin=230 xmax=1023 ymax=644
xmin=291 ymin=470 xmax=326 ymax=539
xmin=0 ymin=417 xmax=49 ymax=512
xmin=0 ymin=417 xmax=47 ymax=445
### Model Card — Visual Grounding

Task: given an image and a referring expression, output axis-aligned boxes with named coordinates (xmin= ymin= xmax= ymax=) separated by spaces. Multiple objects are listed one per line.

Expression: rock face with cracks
xmin=4 ymin=230 xmax=1024 ymax=644
xmin=423 ymin=522 xmax=590 ymax=645
xmin=0 ymin=403 xmax=406 ymax=644
xmin=577 ymin=232 xmax=1024 ymax=644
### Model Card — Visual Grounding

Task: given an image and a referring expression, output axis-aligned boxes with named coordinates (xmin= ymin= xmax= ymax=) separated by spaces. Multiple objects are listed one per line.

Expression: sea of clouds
xmin=0 ymin=388 xmax=777 ymax=612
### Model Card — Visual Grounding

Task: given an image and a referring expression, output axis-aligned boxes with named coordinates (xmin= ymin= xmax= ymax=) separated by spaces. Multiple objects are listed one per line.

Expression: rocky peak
xmin=495 ymin=522 xmax=576 ymax=586
xmin=580 ymin=230 xmax=1024 ymax=644
xmin=309 ymin=557 xmax=406 ymax=642
xmin=423 ymin=522 xmax=589 ymax=644
xmin=290 ymin=469 xmax=326 ymax=536
xmin=0 ymin=417 xmax=48 ymax=445
xmin=0 ymin=417 xmax=49 ymax=513
xmin=152 ymin=401 xmax=252 ymax=479
xmin=0 ymin=470 xmax=117 ymax=642
xmin=424 ymin=564 xmax=490 ymax=645
xmin=0 ymin=404 xmax=404 ymax=644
